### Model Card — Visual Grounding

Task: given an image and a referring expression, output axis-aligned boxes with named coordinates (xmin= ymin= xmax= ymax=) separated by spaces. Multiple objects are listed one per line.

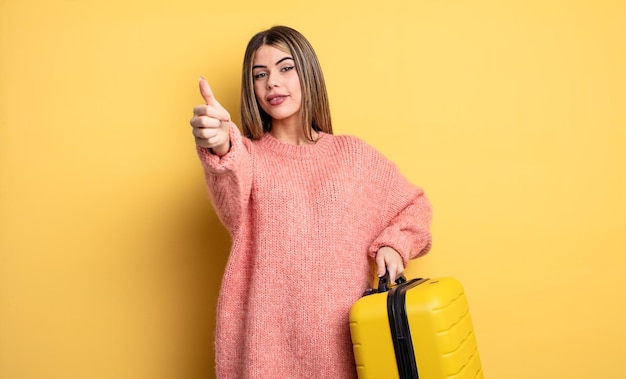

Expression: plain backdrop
xmin=1 ymin=0 xmax=625 ymax=378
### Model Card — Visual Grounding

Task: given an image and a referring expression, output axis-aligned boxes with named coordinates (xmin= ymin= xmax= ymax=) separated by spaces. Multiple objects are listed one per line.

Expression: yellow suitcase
xmin=349 ymin=276 xmax=483 ymax=379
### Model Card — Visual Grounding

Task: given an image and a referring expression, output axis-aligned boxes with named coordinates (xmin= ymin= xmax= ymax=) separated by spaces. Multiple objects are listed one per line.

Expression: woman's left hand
xmin=375 ymin=246 xmax=404 ymax=283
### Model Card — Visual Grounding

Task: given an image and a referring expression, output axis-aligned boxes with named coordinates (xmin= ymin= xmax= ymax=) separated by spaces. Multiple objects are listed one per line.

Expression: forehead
xmin=252 ymin=44 xmax=293 ymax=65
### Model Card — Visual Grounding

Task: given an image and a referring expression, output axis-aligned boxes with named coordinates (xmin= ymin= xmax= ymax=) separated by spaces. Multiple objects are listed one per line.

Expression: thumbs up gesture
xmin=190 ymin=77 xmax=231 ymax=156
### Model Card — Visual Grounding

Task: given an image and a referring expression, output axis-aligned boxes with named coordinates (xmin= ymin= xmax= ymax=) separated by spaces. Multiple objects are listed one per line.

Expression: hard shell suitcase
xmin=349 ymin=275 xmax=483 ymax=379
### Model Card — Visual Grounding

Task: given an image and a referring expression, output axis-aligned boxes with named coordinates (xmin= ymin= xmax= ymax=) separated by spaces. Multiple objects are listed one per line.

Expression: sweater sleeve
xmin=368 ymin=164 xmax=432 ymax=267
xmin=196 ymin=123 xmax=252 ymax=233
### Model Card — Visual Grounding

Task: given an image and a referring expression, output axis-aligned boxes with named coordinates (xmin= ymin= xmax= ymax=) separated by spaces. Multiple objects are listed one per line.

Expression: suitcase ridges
xmin=446 ymin=347 xmax=482 ymax=379
xmin=349 ymin=299 xmax=398 ymax=379
xmin=420 ymin=282 xmax=481 ymax=379
xmin=431 ymin=288 xmax=464 ymax=312
xmin=472 ymin=367 xmax=484 ymax=379
xmin=436 ymin=309 xmax=480 ymax=378
xmin=439 ymin=316 xmax=473 ymax=355
xmin=350 ymin=277 xmax=483 ymax=379
xmin=436 ymin=325 xmax=478 ymax=377
xmin=435 ymin=307 xmax=469 ymax=335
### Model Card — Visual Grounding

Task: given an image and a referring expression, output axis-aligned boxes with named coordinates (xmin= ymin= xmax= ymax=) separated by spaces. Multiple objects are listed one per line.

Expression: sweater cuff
xmin=368 ymin=230 xmax=431 ymax=267
xmin=368 ymin=235 xmax=411 ymax=268
xmin=196 ymin=123 xmax=242 ymax=175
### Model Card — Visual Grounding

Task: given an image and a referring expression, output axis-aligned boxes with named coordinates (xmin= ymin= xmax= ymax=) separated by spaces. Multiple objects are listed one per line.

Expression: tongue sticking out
xmin=269 ymin=96 xmax=287 ymax=106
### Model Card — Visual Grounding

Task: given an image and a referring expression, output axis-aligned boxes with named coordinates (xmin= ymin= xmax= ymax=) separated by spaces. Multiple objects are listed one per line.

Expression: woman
xmin=190 ymin=25 xmax=432 ymax=378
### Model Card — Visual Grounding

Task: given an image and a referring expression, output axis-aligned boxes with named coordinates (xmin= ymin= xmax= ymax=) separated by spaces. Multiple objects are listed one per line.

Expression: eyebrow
xmin=252 ymin=56 xmax=294 ymax=70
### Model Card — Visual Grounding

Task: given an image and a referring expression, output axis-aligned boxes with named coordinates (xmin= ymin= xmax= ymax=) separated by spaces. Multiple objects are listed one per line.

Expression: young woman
xmin=189 ymin=25 xmax=432 ymax=378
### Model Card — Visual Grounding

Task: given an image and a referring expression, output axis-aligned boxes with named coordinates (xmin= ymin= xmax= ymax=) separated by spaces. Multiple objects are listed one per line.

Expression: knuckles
xmin=193 ymin=104 xmax=229 ymax=120
xmin=189 ymin=102 xmax=229 ymax=149
xmin=193 ymin=104 xmax=209 ymax=116
xmin=190 ymin=115 xmax=221 ymax=129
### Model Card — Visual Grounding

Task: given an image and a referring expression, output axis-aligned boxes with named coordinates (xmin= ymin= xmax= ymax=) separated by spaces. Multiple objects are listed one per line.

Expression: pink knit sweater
xmin=197 ymin=124 xmax=432 ymax=379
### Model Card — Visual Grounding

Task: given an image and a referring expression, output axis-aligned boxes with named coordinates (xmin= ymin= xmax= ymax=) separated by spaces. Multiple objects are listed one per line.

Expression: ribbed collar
xmin=255 ymin=132 xmax=336 ymax=160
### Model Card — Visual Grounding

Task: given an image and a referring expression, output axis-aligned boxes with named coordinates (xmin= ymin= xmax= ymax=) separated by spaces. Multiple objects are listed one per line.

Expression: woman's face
xmin=252 ymin=44 xmax=302 ymax=126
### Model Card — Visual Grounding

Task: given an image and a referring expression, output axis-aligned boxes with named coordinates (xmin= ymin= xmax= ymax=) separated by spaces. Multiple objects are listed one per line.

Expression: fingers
xmin=387 ymin=265 xmax=404 ymax=284
xmin=190 ymin=77 xmax=231 ymax=152
xmin=199 ymin=76 xmax=215 ymax=105
xmin=376 ymin=246 xmax=404 ymax=283
xmin=198 ymin=77 xmax=230 ymax=121
xmin=190 ymin=77 xmax=230 ymax=134
xmin=376 ymin=253 xmax=387 ymax=278
xmin=192 ymin=119 xmax=230 ymax=150
xmin=192 ymin=120 xmax=227 ymax=139
xmin=190 ymin=107 xmax=223 ymax=128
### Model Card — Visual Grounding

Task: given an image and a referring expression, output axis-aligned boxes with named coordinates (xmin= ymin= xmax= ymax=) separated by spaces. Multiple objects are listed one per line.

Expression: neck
xmin=270 ymin=119 xmax=318 ymax=145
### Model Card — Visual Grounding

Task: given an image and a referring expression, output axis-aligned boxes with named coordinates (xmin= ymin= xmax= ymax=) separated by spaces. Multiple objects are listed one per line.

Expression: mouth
xmin=267 ymin=94 xmax=288 ymax=106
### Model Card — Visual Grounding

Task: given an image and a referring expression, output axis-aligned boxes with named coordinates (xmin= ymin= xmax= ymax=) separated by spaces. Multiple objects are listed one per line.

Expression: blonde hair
xmin=240 ymin=26 xmax=333 ymax=141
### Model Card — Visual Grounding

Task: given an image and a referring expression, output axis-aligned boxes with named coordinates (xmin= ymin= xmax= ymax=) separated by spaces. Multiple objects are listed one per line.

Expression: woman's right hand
xmin=189 ymin=77 xmax=231 ymax=156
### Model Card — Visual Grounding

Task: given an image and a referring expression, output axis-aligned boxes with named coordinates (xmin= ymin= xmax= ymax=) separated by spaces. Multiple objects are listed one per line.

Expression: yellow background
xmin=1 ymin=0 xmax=624 ymax=378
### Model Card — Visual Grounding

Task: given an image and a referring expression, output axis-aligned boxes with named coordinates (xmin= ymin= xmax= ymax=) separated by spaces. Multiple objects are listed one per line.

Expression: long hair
xmin=240 ymin=26 xmax=333 ymax=141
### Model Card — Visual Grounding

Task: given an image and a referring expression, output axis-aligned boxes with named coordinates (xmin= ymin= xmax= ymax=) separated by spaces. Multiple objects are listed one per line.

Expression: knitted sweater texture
xmin=197 ymin=124 xmax=432 ymax=379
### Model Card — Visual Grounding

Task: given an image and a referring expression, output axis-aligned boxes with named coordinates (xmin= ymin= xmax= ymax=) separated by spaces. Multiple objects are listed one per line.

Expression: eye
xmin=253 ymin=72 xmax=268 ymax=80
xmin=281 ymin=66 xmax=295 ymax=73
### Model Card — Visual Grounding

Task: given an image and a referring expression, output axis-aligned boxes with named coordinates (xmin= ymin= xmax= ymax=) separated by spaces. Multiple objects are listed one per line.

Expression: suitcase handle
xmin=377 ymin=270 xmax=407 ymax=293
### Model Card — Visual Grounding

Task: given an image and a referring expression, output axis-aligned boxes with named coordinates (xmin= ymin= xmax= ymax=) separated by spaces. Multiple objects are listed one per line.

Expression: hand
xmin=375 ymin=246 xmax=404 ymax=283
xmin=189 ymin=77 xmax=231 ymax=156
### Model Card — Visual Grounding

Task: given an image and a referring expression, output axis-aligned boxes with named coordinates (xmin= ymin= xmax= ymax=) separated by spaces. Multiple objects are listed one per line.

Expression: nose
xmin=266 ymin=72 xmax=279 ymax=90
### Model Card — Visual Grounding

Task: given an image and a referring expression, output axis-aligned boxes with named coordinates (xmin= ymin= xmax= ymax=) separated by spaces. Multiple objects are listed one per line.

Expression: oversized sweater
xmin=197 ymin=124 xmax=432 ymax=379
